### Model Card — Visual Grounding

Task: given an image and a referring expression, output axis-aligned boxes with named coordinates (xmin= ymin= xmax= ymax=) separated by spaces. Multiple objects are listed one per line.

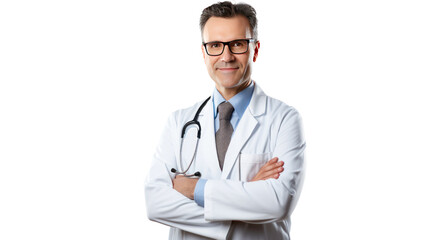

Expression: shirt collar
xmin=213 ymin=81 xmax=255 ymax=119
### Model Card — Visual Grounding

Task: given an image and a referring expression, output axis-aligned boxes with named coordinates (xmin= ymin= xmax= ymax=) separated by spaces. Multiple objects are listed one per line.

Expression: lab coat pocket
xmin=239 ymin=152 xmax=273 ymax=182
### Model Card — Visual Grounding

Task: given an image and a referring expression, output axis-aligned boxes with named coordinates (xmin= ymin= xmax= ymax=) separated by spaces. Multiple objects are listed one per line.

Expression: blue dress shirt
xmin=194 ymin=81 xmax=254 ymax=207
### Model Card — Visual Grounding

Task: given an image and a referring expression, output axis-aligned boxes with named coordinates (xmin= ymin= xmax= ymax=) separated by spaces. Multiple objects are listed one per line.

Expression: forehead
xmin=203 ymin=15 xmax=251 ymax=42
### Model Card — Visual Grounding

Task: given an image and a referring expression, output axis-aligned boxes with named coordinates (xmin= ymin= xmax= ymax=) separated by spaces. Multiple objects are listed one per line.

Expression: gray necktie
xmin=215 ymin=101 xmax=234 ymax=170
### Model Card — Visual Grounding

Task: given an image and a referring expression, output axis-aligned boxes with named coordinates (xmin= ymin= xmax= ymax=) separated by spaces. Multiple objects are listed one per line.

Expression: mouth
xmin=217 ymin=67 xmax=239 ymax=72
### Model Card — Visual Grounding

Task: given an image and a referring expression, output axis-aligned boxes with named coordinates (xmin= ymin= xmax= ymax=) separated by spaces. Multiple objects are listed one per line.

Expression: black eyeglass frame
xmin=202 ymin=38 xmax=256 ymax=56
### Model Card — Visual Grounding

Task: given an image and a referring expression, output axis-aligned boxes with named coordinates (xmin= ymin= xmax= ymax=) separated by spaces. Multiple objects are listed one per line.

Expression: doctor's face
xmin=202 ymin=15 xmax=259 ymax=99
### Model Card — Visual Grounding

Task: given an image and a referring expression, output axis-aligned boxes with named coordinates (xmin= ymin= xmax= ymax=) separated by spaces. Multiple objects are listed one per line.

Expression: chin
xmin=216 ymin=78 xmax=242 ymax=89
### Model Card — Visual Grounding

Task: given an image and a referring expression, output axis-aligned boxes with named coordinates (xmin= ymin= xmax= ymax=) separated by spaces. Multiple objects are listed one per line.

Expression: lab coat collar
xmin=247 ymin=81 xmax=267 ymax=117
xmin=196 ymin=82 xmax=268 ymax=178
xmin=199 ymin=81 xmax=266 ymax=118
xmin=212 ymin=81 xmax=255 ymax=120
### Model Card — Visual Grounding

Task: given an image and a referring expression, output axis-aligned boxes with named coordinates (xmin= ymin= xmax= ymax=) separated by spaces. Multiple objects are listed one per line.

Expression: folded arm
xmin=173 ymin=157 xmax=285 ymax=205
xmin=144 ymin=114 xmax=230 ymax=239
xmin=203 ymin=109 xmax=305 ymax=223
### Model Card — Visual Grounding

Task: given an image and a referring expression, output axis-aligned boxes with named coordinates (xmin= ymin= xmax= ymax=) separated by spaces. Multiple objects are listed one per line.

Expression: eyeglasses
xmin=202 ymin=39 xmax=255 ymax=56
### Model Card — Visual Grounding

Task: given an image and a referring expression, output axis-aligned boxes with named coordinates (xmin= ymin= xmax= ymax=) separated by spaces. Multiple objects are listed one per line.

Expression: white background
xmin=1 ymin=0 xmax=428 ymax=239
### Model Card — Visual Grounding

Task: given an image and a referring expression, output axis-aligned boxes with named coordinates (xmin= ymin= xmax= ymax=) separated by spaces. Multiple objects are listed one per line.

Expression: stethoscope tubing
xmin=171 ymin=96 xmax=211 ymax=178
xmin=176 ymin=138 xmax=200 ymax=177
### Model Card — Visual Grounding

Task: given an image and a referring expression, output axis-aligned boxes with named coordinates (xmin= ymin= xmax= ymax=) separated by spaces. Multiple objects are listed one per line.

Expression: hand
xmin=172 ymin=175 xmax=199 ymax=199
xmin=250 ymin=157 xmax=284 ymax=182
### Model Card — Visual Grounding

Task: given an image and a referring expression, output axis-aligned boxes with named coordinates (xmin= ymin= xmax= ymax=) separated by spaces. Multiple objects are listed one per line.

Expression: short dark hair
xmin=200 ymin=1 xmax=258 ymax=41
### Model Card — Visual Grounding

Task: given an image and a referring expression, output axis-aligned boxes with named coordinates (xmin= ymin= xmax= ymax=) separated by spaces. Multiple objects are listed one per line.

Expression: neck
xmin=217 ymin=80 xmax=252 ymax=101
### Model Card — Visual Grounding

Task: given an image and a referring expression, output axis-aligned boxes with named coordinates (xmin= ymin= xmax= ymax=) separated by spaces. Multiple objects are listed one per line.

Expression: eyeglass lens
xmin=206 ymin=40 xmax=248 ymax=55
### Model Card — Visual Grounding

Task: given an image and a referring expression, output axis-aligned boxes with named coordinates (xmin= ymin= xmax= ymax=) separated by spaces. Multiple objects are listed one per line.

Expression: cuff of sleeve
xmin=194 ymin=178 xmax=207 ymax=207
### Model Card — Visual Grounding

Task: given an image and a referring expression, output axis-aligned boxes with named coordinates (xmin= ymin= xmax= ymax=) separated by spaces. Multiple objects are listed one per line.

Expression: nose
xmin=220 ymin=45 xmax=235 ymax=62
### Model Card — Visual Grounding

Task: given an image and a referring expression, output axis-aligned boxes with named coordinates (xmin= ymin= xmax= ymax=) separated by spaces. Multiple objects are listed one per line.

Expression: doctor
xmin=145 ymin=2 xmax=305 ymax=239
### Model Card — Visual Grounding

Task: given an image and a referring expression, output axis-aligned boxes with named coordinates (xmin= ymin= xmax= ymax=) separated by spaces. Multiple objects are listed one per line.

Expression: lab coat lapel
xmin=221 ymin=83 xmax=267 ymax=179
xmin=198 ymin=98 xmax=223 ymax=178
xmin=221 ymin=110 xmax=257 ymax=179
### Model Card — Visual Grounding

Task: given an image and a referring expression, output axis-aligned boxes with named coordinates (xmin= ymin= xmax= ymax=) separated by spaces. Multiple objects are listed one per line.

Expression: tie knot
xmin=218 ymin=102 xmax=234 ymax=120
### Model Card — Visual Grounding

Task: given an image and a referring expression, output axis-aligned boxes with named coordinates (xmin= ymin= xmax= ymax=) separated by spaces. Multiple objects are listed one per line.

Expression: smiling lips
xmin=218 ymin=67 xmax=239 ymax=72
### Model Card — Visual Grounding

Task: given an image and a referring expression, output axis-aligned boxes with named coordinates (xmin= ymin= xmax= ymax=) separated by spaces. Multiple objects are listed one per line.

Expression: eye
xmin=208 ymin=42 xmax=222 ymax=48
xmin=232 ymin=42 xmax=244 ymax=47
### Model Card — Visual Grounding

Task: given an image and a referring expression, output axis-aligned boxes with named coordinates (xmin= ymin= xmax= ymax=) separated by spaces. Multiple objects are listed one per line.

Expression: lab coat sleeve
xmin=145 ymin=113 xmax=231 ymax=239
xmin=204 ymin=108 xmax=305 ymax=223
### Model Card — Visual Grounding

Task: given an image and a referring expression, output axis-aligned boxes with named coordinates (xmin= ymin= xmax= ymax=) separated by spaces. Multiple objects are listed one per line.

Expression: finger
xmin=262 ymin=173 xmax=279 ymax=180
xmin=262 ymin=160 xmax=283 ymax=172
xmin=260 ymin=158 xmax=278 ymax=170
xmin=258 ymin=171 xmax=274 ymax=180
xmin=251 ymin=158 xmax=280 ymax=181
xmin=267 ymin=157 xmax=279 ymax=164
xmin=261 ymin=167 xmax=284 ymax=180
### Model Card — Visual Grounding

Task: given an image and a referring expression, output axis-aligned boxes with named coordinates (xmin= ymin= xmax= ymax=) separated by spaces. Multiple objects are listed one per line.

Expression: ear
xmin=201 ymin=45 xmax=206 ymax=60
xmin=253 ymin=41 xmax=260 ymax=62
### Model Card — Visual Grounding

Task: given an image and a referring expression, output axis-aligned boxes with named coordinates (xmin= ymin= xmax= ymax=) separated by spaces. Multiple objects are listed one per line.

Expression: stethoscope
xmin=170 ymin=96 xmax=211 ymax=178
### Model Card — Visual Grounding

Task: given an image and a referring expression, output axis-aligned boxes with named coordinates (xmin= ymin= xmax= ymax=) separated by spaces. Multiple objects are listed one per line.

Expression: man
xmin=145 ymin=2 xmax=305 ymax=239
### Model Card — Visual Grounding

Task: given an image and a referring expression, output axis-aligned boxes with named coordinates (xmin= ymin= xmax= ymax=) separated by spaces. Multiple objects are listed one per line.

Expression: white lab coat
xmin=145 ymin=83 xmax=305 ymax=240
